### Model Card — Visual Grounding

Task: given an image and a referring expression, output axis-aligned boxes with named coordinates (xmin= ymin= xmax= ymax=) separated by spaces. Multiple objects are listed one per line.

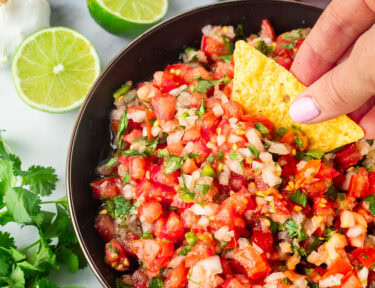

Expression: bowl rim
xmin=66 ymin=0 xmax=323 ymax=286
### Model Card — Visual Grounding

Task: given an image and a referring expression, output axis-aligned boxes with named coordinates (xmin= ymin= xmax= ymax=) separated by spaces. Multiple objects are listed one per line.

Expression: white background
xmin=0 ymin=0 xmax=215 ymax=286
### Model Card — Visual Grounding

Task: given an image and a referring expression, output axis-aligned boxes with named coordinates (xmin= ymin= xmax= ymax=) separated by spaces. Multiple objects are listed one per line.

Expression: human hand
xmin=289 ymin=0 xmax=375 ymax=138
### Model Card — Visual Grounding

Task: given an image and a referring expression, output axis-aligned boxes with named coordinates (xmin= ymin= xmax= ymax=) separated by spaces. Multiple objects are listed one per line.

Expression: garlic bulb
xmin=0 ymin=0 xmax=50 ymax=67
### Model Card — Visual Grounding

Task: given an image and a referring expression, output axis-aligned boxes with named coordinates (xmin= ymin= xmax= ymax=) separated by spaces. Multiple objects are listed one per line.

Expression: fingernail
xmin=289 ymin=97 xmax=320 ymax=123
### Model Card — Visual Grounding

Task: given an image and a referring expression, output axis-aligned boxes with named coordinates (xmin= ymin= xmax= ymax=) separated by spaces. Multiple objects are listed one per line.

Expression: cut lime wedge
xmin=12 ymin=27 xmax=100 ymax=113
xmin=88 ymin=0 xmax=168 ymax=36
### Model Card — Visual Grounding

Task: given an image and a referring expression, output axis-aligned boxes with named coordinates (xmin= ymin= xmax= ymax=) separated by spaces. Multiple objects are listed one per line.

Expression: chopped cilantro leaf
xmin=122 ymin=150 xmax=147 ymax=157
xmin=197 ymin=99 xmax=206 ymax=117
xmin=196 ymin=184 xmax=210 ymax=196
xmin=140 ymin=232 xmax=154 ymax=239
xmin=117 ymin=111 xmax=129 ymax=148
xmin=255 ymin=40 xmax=274 ymax=55
xmin=285 ymin=219 xmax=298 ymax=238
xmin=195 ymin=77 xmax=229 ymax=93
xmin=184 ymin=47 xmax=196 ymax=56
xmin=149 ymin=275 xmax=164 ymax=288
xmin=235 ymin=24 xmax=244 ymax=37
xmin=325 ymin=185 xmax=338 ymax=200
xmin=185 ymin=231 xmax=198 ymax=246
xmin=305 ymin=150 xmax=325 ymax=159
xmin=107 ymin=196 xmax=133 ymax=218
xmin=254 ymin=122 xmax=270 ymax=134
xmin=180 ymin=112 xmax=189 ymax=119
xmin=123 ymin=172 xmax=130 ymax=185
xmin=206 ymin=155 xmax=214 ymax=163
xmin=223 ymin=36 xmax=233 ymax=54
xmin=248 ymin=145 xmax=259 ymax=159
xmin=229 ymin=152 xmax=238 ymax=160
xmin=365 ymin=194 xmax=375 ymax=216
xmin=218 ymin=55 xmax=232 ymax=63
xmin=290 ymin=190 xmax=307 ymax=207
xmin=163 ymin=156 xmax=184 ymax=174
xmin=217 ymin=151 xmax=224 ymax=161
xmin=179 ymin=244 xmax=193 ymax=256
xmin=280 ymin=42 xmax=296 ymax=49
xmin=276 ymin=127 xmax=288 ymax=137
xmin=179 ymin=188 xmax=195 ymax=203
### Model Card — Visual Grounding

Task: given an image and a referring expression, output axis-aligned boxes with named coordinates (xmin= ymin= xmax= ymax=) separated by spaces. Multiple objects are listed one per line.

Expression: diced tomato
xmin=274 ymin=56 xmax=292 ymax=70
xmin=260 ymin=19 xmax=275 ymax=40
xmin=223 ymin=100 xmax=244 ymax=118
xmin=185 ymin=241 xmax=215 ymax=267
xmin=165 ymin=261 xmax=188 ymax=288
xmin=233 ymin=244 xmax=271 ymax=280
xmin=342 ymin=271 xmax=362 ymax=288
xmin=251 ymin=230 xmax=273 ymax=253
xmin=369 ymin=171 xmax=375 ymax=195
xmin=313 ymin=196 xmax=335 ymax=216
xmin=335 ymin=143 xmax=362 ymax=170
xmin=136 ymin=179 xmax=176 ymax=202
xmin=348 ymin=167 xmax=370 ymax=199
xmin=152 ymin=216 xmax=167 ymax=238
xmin=167 ymin=142 xmax=185 ymax=157
xmin=152 ymin=94 xmax=177 ymax=121
xmin=295 ymin=159 xmax=321 ymax=187
xmin=122 ymin=129 xmax=143 ymax=144
xmin=183 ymin=66 xmax=211 ymax=83
xmin=136 ymin=82 xmax=162 ymax=102
xmin=229 ymin=172 xmax=247 ymax=192
xmin=241 ymin=114 xmax=274 ymax=134
xmin=192 ymin=140 xmax=209 ymax=163
xmin=151 ymin=164 xmax=179 ymax=187
xmin=91 ymin=177 xmax=122 ymax=199
xmin=200 ymin=110 xmax=219 ymax=129
xmin=352 ymin=246 xmax=375 ymax=268
xmin=302 ymin=180 xmax=327 ymax=197
xmin=278 ymin=155 xmax=298 ymax=179
xmin=223 ymin=80 xmax=233 ymax=98
xmin=201 ymin=35 xmax=228 ymax=61
xmin=190 ymin=92 xmax=205 ymax=108
xmin=223 ymin=278 xmax=246 ymax=288
xmin=159 ymin=211 xmax=184 ymax=242
xmin=131 ymin=239 xmax=174 ymax=275
xmin=322 ymin=259 xmax=352 ymax=279
xmin=145 ymin=109 xmax=156 ymax=140
xmin=212 ymin=60 xmax=234 ymax=79
xmin=138 ymin=201 xmax=163 ymax=223
xmin=165 ymin=64 xmax=191 ymax=83
xmin=316 ymin=164 xmax=339 ymax=180
xmin=129 ymin=157 xmax=146 ymax=180
xmin=181 ymin=158 xmax=198 ymax=174
xmin=105 ymin=239 xmax=129 ymax=271
xmin=95 ymin=214 xmax=115 ymax=241
xmin=153 ymin=71 xmax=181 ymax=93
xmin=182 ymin=126 xmax=201 ymax=144
xmin=131 ymin=269 xmax=148 ymax=288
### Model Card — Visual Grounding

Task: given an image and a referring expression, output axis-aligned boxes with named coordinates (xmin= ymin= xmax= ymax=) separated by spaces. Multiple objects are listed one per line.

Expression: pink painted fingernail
xmin=289 ymin=97 xmax=320 ymax=123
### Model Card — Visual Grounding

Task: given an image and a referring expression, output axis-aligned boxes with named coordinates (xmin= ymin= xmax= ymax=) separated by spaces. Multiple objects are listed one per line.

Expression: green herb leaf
xmin=365 ymin=194 xmax=375 ymax=216
xmin=285 ymin=219 xmax=298 ymax=238
xmin=179 ymin=188 xmax=195 ymax=203
xmin=122 ymin=150 xmax=147 ymax=157
xmin=254 ymin=122 xmax=270 ymax=134
xmin=107 ymin=196 xmax=133 ymax=218
xmin=185 ymin=231 xmax=198 ymax=246
xmin=196 ymin=184 xmax=210 ymax=196
xmin=56 ymin=247 xmax=79 ymax=273
xmin=255 ymin=40 xmax=274 ymax=55
xmin=280 ymin=42 xmax=296 ymax=49
xmin=197 ymin=99 xmax=206 ymax=117
xmin=218 ymin=54 xmax=232 ymax=63
xmin=206 ymin=155 xmax=214 ymax=163
xmin=149 ymin=275 xmax=164 ymax=288
xmin=290 ymin=190 xmax=307 ymax=207
xmin=305 ymin=150 xmax=325 ymax=159
xmin=248 ymin=145 xmax=259 ymax=159
xmin=21 ymin=166 xmax=58 ymax=196
xmin=163 ymin=156 xmax=184 ymax=174
xmin=0 ymin=232 xmax=15 ymax=249
xmin=195 ymin=77 xmax=229 ymax=93
xmin=217 ymin=151 xmax=224 ymax=161
xmin=223 ymin=36 xmax=233 ymax=54
xmin=179 ymin=244 xmax=193 ymax=256
xmin=229 ymin=152 xmax=238 ymax=160
xmin=140 ymin=232 xmax=154 ymax=239
xmin=235 ymin=24 xmax=244 ymax=37
xmin=105 ymin=156 xmax=118 ymax=169
xmin=123 ymin=172 xmax=130 ymax=185
xmin=113 ymin=82 xmax=132 ymax=99
xmin=117 ymin=111 xmax=129 ymax=148
xmin=276 ymin=127 xmax=288 ymax=137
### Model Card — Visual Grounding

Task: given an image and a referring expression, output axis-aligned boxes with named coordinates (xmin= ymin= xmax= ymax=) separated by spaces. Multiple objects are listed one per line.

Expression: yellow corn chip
xmin=232 ymin=40 xmax=364 ymax=152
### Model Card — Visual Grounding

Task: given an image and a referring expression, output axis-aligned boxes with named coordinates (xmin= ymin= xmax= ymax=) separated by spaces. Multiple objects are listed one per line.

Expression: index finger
xmin=290 ymin=0 xmax=375 ymax=85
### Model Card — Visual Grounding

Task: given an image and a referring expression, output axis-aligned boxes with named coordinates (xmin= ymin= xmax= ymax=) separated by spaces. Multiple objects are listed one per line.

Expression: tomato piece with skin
xmin=105 ymin=239 xmax=130 ymax=271
xmin=167 ymin=142 xmax=185 ymax=157
xmin=233 ymin=244 xmax=271 ymax=280
xmin=159 ymin=211 xmax=184 ymax=242
xmin=302 ymin=180 xmax=327 ymax=198
xmin=342 ymin=271 xmax=362 ymax=288
xmin=313 ymin=196 xmax=335 ymax=216
xmin=165 ymin=64 xmax=191 ymax=84
xmin=138 ymin=201 xmax=163 ymax=223
xmin=369 ymin=171 xmax=375 ymax=195
xmin=335 ymin=143 xmax=362 ymax=170
xmin=212 ymin=60 xmax=234 ymax=79
xmin=223 ymin=278 xmax=247 ymax=288
xmin=295 ymin=159 xmax=321 ymax=187
xmin=260 ymin=19 xmax=275 ymax=40
xmin=229 ymin=172 xmax=247 ymax=192
xmin=131 ymin=239 xmax=174 ymax=275
xmin=192 ymin=140 xmax=210 ymax=163
xmin=91 ymin=177 xmax=122 ymax=200
xmin=183 ymin=66 xmax=211 ymax=83
xmin=96 ymin=214 xmax=115 ymax=241
xmin=223 ymin=80 xmax=233 ymax=98
xmin=322 ymin=259 xmax=353 ymax=280
xmin=151 ymin=164 xmax=179 ymax=187
xmin=153 ymin=71 xmax=181 ymax=93
xmin=190 ymin=92 xmax=205 ymax=108
xmin=348 ymin=167 xmax=370 ymax=199
xmin=182 ymin=126 xmax=201 ymax=144
xmin=136 ymin=179 xmax=176 ymax=202
xmin=165 ymin=261 xmax=188 ymax=288
xmin=223 ymin=100 xmax=244 ymax=119
xmin=181 ymin=158 xmax=198 ymax=175
xmin=316 ymin=164 xmax=339 ymax=180
xmin=122 ymin=129 xmax=143 ymax=144
xmin=152 ymin=94 xmax=177 ymax=121
xmin=278 ymin=155 xmax=298 ymax=179
xmin=129 ymin=157 xmax=146 ymax=180
xmin=251 ymin=230 xmax=273 ymax=253
xmin=185 ymin=240 xmax=215 ymax=267
xmin=201 ymin=35 xmax=228 ymax=61
xmin=274 ymin=56 xmax=292 ymax=70
xmin=352 ymin=246 xmax=375 ymax=268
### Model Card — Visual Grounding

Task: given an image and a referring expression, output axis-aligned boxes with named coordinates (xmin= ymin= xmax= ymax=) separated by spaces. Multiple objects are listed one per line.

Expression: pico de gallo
xmin=92 ymin=20 xmax=375 ymax=288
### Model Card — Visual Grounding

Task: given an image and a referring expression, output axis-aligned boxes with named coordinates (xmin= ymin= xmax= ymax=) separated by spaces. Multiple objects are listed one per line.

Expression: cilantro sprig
xmin=0 ymin=131 xmax=85 ymax=287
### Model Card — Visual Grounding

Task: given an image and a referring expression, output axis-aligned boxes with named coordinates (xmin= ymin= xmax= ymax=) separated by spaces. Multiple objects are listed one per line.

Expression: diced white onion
xmin=217 ymin=135 xmax=226 ymax=146
xmin=168 ymin=255 xmax=185 ymax=268
xmin=129 ymin=110 xmax=146 ymax=123
xmin=219 ymin=170 xmax=230 ymax=185
xmin=238 ymin=238 xmax=250 ymax=249
xmin=262 ymin=167 xmax=282 ymax=187
xmin=238 ymin=148 xmax=252 ymax=159
xmin=197 ymin=216 xmax=210 ymax=227
xmin=259 ymin=152 xmax=273 ymax=162
xmin=296 ymin=161 xmax=307 ymax=170
xmin=229 ymin=117 xmax=238 ymax=124
xmin=170 ymin=85 xmax=187 ymax=97
xmin=177 ymin=91 xmax=192 ymax=107
xmin=265 ymin=272 xmax=285 ymax=283
xmin=246 ymin=128 xmax=265 ymax=152
xmin=151 ymin=127 xmax=161 ymax=137
xmin=212 ymin=105 xmax=224 ymax=117
xmin=188 ymin=255 xmax=223 ymax=288
xmin=228 ymin=134 xmax=243 ymax=143
xmin=189 ymin=203 xmax=219 ymax=216
xmin=228 ymin=160 xmax=243 ymax=175
xmin=319 ymin=274 xmax=343 ymax=287
xmin=214 ymin=226 xmax=234 ymax=242
xmin=167 ymin=130 xmax=184 ymax=145
xmin=347 ymin=226 xmax=364 ymax=238
xmin=265 ymin=140 xmax=291 ymax=155
xmin=184 ymin=141 xmax=195 ymax=154
xmin=252 ymin=160 xmax=264 ymax=169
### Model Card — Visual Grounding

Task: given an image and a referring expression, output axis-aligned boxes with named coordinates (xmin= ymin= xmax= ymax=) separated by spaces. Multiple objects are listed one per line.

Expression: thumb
xmin=289 ymin=26 xmax=375 ymax=124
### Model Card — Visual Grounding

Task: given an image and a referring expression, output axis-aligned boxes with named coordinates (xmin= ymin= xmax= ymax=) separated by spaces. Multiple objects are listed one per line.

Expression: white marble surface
xmin=0 ymin=0 xmax=215 ymax=287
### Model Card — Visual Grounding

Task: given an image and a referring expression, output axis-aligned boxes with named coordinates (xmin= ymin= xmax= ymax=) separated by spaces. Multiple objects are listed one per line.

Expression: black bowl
xmin=67 ymin=1 xmax=323 ymax=287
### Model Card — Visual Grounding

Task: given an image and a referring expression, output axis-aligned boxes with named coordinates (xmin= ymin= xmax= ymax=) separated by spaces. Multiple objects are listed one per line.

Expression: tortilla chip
xmin=232 ymin=40 xmax=364 ymax=152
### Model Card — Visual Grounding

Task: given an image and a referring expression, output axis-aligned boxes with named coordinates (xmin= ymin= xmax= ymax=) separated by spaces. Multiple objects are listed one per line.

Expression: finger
xmin=289 ymin=25 xmax=375 ymax=123
xmin=359 ymin=106 xmax=375 ymax=139
xmin=290 ymin=0 xmax=375 ymax=85
xmin=347 ymin=96 xmax=375 ymax=122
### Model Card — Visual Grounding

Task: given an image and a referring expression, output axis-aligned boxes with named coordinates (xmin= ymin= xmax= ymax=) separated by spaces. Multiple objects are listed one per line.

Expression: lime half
xmin=12 ymin=27 xmax=101 ymax=113
xmin=88 ymin=0 xmax=168 ymax=36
